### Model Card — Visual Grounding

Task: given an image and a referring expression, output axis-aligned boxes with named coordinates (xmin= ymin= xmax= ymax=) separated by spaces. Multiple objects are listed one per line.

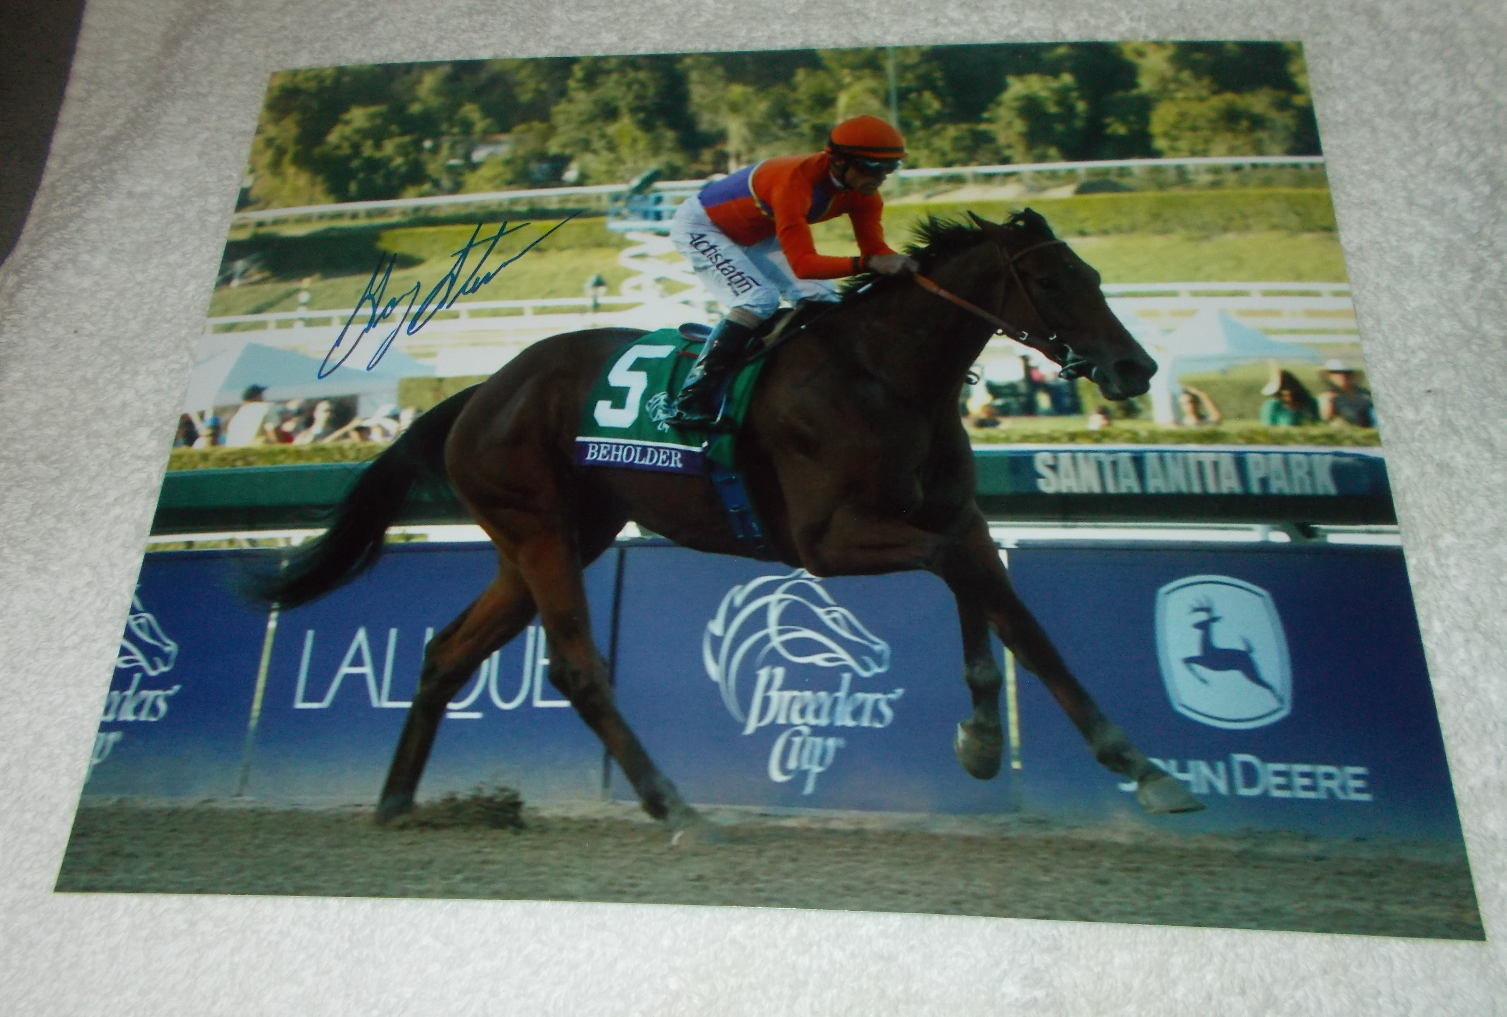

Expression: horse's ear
xmin=967 ymin=210 xmax=1009 ymax=241
xmin=1018 ymin=207 xmax=1056 ymax=238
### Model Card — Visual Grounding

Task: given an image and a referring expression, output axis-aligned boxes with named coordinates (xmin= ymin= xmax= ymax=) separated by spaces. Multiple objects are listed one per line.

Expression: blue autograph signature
xmin=319 ymin=212 xmax=579 ymax=379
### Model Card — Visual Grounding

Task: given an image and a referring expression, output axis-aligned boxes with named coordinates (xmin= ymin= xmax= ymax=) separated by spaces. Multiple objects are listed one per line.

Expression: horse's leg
xmin=938 ymin=516 xmax=1203 ymax=814
xmin=376 ymin=558 xmax=535 ymax=823
xmin=947 ymin=583 xmax=1006 ymax=780
xmin=514 ymin=528 xmax=702 ymax=832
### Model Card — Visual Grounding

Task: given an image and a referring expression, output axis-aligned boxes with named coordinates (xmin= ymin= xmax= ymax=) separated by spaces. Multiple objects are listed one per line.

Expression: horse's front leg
xmin=936 ymin=515 xmax=1203 ymax=814
xmin=947 ymin=585 xmax=1006 ymax=780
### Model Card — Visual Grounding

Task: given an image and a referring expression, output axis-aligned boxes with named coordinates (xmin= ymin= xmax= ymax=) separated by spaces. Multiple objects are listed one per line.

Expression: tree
xmin=1149 ymin=90 xmax=1299 ymax=157
xmin=311 ymin=105 xmax=428 ymax=201
xmin=1125 ymin=41 xmax=1319 ymax=157
xmin=547 ymin=57 xmax=700 ymax=184
xmin=987 ymin=74 xmax=1089 ymax=163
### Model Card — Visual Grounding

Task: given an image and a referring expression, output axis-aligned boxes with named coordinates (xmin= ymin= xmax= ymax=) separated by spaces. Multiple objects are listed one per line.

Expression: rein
xmin=913 ymin=237 xmax=1091 ymax=379
xmin=741 ymin=232 xmax=1089 ymax=380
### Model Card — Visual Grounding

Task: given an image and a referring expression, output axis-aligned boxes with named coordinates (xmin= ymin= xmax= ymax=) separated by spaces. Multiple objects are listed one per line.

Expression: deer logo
xmin=1183 ymin=598 xmax=1285 ymax=703
xmin=1155 ymin=576 xmax=1292 ymax=730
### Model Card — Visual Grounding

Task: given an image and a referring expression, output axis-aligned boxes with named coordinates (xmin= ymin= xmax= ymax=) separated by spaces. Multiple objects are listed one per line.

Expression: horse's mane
xmin=837 ymin=208 xmax=1058 ymax=304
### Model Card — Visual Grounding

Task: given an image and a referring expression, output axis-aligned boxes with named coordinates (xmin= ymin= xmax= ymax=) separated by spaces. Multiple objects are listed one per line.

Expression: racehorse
xmin=252 ymin=208 xmax=1203 ymax=830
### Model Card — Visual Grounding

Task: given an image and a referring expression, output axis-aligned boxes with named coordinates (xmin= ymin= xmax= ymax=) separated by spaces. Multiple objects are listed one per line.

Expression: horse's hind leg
xmin=376 ymin=560 xmax=535 ymax=823
xmin=515 ymin=528 xmax=701 ymax=832
xmin=938 ymin=516 xmax=1202 ymax=815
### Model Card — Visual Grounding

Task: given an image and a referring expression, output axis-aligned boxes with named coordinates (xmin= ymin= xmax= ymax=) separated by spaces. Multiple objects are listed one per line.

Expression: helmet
xmin=826 ymin=115 xmax=906 ymax=169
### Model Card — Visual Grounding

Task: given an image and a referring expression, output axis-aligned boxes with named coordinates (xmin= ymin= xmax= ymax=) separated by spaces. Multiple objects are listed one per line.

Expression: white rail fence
xmin=203 ymin=282 xmax=1356 ymax=343
xmin=231 ymin=156 xmax=1327 ymax=228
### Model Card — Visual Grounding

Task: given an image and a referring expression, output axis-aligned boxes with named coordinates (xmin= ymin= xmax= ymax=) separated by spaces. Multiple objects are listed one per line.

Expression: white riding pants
xmin=669 ymin=195 xmax=837 ymax=321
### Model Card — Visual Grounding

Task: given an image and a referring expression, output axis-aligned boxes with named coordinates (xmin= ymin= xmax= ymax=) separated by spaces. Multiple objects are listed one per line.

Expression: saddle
xmin=675 ymin=301 xmax=823 ymax=356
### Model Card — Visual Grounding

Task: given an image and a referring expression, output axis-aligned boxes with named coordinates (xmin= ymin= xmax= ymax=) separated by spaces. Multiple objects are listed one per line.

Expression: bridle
xmin=913 ymin=236 xmax=1094 ymax=381
xmin=741 ymin=229 xmax=1090 ymax=381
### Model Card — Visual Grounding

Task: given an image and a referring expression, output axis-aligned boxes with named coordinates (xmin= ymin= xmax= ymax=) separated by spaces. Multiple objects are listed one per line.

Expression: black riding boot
xmin=668 ymin=318 xmax=757 ymax=426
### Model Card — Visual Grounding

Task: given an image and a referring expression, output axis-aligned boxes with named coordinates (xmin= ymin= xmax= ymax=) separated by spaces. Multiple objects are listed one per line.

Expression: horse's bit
xmin=913 ymin=237 xmax=1094 ymax=381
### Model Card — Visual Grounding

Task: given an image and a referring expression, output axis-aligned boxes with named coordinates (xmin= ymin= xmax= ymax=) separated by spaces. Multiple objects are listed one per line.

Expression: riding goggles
xmin=849 ymin=157 xmax=902 ymax=175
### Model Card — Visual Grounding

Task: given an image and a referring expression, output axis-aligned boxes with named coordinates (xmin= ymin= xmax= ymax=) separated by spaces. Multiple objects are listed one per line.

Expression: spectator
xmin=1174 ymin=384 xmax=1223 ymax=426
xmin=173 ymin=414 xmax=199 ymax=448
xmin=292 ymin=401 xmax=340 ymax=444
xmin=274 ymin=400 xmax=306 ymax=443
xmin=224 ymin=384 xmax=276 ymax=446
xmin=360 ymin=404 xmax=406 ymax=442
xmin=1260 ymin=370 xmax=1320 ymax=426
xmin=967 ymin=400 xmax=1002 ymax=429
xmin=192 ymin=414 xmax=222 ymax=448
xmin=1317 ymin=359 xmax=1376 ymax=427
xmin=1086 ymin=406 xmax=1114 ymax=431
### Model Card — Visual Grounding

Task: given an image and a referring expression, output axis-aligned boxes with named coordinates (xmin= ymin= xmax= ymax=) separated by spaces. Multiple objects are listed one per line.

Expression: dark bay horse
xmin=255 ymin=208 xmax=1202 ymax=829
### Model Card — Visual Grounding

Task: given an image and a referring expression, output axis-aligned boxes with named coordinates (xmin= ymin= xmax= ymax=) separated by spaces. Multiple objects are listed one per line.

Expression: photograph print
xmin=56 ymin=41 xmax=1483 ymax=940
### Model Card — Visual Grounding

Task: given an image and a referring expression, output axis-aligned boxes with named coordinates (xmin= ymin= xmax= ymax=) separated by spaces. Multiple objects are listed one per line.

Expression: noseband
xmin=913 ymin=237 xmax=1092 ymax=379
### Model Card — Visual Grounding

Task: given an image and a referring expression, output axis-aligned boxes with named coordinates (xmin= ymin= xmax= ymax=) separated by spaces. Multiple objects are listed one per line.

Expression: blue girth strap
xmin=706 ymin=459 xmax=777 ymax=561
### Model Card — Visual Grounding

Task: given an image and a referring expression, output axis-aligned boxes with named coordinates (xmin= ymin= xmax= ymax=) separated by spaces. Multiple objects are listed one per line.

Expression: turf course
xmin=208 ymin=188 xmax=1348 ymax=318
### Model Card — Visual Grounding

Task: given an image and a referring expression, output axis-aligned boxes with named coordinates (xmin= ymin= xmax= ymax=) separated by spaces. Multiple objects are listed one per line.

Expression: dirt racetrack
xmin=56 ymin=799 xmax=1483 ymax=940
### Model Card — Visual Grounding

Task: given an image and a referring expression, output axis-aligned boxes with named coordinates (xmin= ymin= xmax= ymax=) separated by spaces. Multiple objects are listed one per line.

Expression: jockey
xmin=666 ymin=114 xmax=921 ymax=425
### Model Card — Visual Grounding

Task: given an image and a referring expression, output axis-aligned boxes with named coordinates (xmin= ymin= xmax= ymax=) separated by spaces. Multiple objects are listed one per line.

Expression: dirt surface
xmin=55 ymin=800 xmax=1484 ymax=941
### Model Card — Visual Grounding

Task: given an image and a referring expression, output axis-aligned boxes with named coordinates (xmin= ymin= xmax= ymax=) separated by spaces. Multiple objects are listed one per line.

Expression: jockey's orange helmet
xmin=826 ymin=116 xmax=906 ymax=173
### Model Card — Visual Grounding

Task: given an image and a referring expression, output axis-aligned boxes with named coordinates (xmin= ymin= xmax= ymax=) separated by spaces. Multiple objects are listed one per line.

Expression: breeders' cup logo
xmin=1155 ymin=576 xmax=1292 ymax=730
xmin=645 ymin=391 xmax=674 ymax=433
xmin=91 ymin=593 xmax=185 ymax=781
xmin=704 ymin=570 xmax=902 ymax=794
xmin=117 ymin=592 xmax=179 ymax=676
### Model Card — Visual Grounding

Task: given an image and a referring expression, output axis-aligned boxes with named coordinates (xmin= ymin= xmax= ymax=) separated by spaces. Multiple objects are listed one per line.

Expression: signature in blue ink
xmin=319 ymin=213 xmax=579 ymax=379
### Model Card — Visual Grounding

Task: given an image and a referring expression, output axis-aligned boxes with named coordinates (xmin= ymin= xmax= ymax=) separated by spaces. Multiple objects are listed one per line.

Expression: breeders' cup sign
xmin=93 ymin=592 xmax=184 ymax=779
xmin=703 ymin=571 xmax=904 ymax=793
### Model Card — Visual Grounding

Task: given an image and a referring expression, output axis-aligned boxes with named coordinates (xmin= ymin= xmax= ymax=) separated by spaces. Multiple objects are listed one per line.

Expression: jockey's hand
xmin=868 ymin=253 xmax=920 ymax=276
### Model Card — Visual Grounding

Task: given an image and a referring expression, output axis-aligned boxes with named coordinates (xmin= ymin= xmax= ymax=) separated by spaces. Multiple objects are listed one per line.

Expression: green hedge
xmin=398 ymin=376 xmax=490 ymax=411
xmin=968 ymin=423 xmax=1379 ymax=446
xmin=878 ymin=188 xmax=1337 ymax=240
xmin=168 ymin=443 xmax=388 ymax=470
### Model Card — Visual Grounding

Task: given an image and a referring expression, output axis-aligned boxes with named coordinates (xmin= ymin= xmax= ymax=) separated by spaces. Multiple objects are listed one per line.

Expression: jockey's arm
xmin=775 ymin=217 xmax=880 ymax=279
xmin=770 ymin=180 xmax=910 ymax=279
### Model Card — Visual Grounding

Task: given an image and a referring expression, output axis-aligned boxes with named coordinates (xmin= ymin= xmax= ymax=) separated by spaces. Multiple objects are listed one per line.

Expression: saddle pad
xmin=575 ymin=327 xmax=767 ymax=475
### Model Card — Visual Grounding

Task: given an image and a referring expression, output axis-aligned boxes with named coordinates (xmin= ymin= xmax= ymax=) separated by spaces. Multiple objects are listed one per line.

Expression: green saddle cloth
xmin=574 ymin=327 xmax=767 ymax=475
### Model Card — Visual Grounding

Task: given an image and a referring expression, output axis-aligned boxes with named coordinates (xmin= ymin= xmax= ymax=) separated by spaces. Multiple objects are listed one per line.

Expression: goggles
xmin=846 ymin=156 xmax=902 ymax=175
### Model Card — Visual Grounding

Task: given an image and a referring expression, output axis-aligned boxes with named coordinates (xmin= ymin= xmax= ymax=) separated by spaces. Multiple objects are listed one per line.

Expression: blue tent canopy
xmin=1145 ymin=308 xmax=1323 ymax=375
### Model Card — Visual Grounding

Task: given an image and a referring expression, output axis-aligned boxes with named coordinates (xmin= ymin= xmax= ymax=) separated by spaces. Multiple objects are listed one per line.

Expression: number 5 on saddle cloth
xmin=574 ymin=325 xmax=775 ymax=558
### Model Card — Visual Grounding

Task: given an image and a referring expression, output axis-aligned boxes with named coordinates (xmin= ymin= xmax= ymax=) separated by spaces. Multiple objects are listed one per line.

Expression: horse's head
xmin=953 ymin=210 xmax=1157 ymax=400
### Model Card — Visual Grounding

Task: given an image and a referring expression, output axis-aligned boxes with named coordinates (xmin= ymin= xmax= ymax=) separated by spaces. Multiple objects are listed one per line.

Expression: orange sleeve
xmin=848 ymin=194 xmax=896 ymax=260
xmin=767 ymin=173 xmax=864 ymax=279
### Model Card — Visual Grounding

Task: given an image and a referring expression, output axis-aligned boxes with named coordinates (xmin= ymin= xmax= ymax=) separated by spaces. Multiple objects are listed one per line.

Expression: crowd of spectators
xmin=174 ymin=385 xmax=419 ymax=448
xmin=1259 ymin=360 xmax=1375 ymax=428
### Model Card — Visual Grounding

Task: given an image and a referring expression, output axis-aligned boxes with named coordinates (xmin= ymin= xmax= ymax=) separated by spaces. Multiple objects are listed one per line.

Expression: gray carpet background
xmin=1 ymin=1 xmax=1504 ymax=1012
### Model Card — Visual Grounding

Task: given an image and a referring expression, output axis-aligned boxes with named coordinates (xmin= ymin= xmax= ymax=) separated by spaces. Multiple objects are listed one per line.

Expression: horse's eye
xmin=1035 ymin=277 xmax=1062 ymax=292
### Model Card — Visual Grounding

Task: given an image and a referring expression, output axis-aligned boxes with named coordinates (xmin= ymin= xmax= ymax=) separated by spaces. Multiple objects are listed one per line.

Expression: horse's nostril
xmin=1110 ymin=358 xmax=1154 ymax=396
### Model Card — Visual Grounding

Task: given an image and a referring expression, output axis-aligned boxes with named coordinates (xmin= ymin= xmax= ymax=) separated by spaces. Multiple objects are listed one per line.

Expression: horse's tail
xmin=245 ymin=385 xmax=480 ymax=608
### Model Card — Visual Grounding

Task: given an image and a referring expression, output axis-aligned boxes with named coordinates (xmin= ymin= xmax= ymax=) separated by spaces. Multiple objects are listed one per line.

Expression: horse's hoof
xmin=667 ymin=805 xmax=727 ymax=846
xmin=954 ymin=721 xmax=1004 ymax=780
xmin=670 ymin=820 xmax=729 ymax=847
xmin=374 ymin=794 xmax=414 ymax=825
xmin=1135 ymin=772 xmax=1205 ymax=814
